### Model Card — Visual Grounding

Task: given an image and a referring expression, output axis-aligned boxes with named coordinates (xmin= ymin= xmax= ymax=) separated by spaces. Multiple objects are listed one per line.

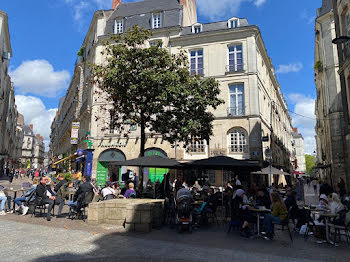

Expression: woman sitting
xmin=231 ymin=189 xmax=255 ymax=237
xmin=328 ymin=193 xmax=344 ymax=214
xmin=14 ymin=177 xmax=40 ymax=215
xmin=124 ymin=182 xmax=136 ymax=199
xmin=263 ymin=192 xmax=288 ymax=240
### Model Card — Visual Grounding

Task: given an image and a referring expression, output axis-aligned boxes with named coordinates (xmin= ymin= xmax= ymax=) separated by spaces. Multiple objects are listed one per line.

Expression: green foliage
xmin=62 ymin=172 xmax=72 ymax=182
xmin=305 ymin=154 xmax=316 ymax=174
xmin=314 ymin=61 xmax=322 ymax=71
xmin=77 ymin=46 xmax=85 ymax=57
xmin=91 ymin=26 xmax=224 ymax=156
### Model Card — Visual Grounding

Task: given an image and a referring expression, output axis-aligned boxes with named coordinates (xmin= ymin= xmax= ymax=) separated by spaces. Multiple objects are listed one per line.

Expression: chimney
xmin=29 ymin=124 xmax=33 ymax=131
xmin=293 ymin=128 xmax=298 ymax=133
xmin=36 ymin=134 xmax=41 ymax=139
xmin=112 ymin=0 xmax=122 ymax=9
xmin=179 ymin=0 xmax=197 ymax=27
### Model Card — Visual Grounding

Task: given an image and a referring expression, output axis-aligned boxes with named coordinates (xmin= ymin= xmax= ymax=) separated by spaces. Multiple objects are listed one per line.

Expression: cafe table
xmin=310 ymin=210 xmax=338 ymax=245
xmin=4 ymin=188 xmax=28 ymax=210
xmin=250 ymin=208 xmax=271 ymax=238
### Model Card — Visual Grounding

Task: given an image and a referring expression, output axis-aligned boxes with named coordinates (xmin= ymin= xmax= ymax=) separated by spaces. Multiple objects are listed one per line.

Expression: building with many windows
xmin=50 ymin=0 xmax=295 ymax=186
xmin=0 ymin=10 xmax=23 ymax=172
xmin=21 ymin=124 xmax=45 ymax=169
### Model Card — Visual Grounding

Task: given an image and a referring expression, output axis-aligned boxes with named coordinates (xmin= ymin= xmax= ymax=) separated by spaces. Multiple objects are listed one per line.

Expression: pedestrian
xmin=8 ymin=169 xmax=14 ymax=183
xmin=311 ymin=179 xmax=318 ymax=194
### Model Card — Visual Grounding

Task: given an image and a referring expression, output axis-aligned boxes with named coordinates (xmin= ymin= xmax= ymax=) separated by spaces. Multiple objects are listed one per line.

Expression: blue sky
xmin=1 ymin=0 xmax=321 ymax=153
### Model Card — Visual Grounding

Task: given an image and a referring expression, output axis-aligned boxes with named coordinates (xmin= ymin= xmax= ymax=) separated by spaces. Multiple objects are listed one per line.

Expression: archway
xmin=97 ymin=149 xmax=126 ymax=186
xmin=144 ymin=148 xmax=169 ymax=183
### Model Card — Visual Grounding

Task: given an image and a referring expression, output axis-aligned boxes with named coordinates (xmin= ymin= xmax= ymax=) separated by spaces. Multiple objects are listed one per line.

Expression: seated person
xmin=263 ymin=192 xmax=288 ymax=240
xmin=256 ymin=189 xmax=271 ymax=209
xmin=231 ymin=189 xmax=255 ymax=237
xmin=14 ymin=177 xmax=40 ymax=215
xmin=101 ymin=181 xmax=116 ymax=200
xmin=193 ymin=181 xmax=202 ymax=191
xmin=318 ymin=194 xmax=329 ymax=211
xmin=68 ymin=175 xmax=94 ymax=212
xmin=205 ymin=188 xmax=218 ymax=212
xmin=0 ymin=185 xmax=9 ymax=216
xmin=328 ymin=193 xmax=344 ymax=214
xmin=124 ymin=182 xmax=136 ymax=199
xmin=35 ymin=177 xmax=64 ymax=221
xmin=284 ymin=190 xmax=298 ymax=218
xmin=176 ymin=186 xmax=193 ymax=203
xmin=54 ymin=174 xmax=68 ymax=197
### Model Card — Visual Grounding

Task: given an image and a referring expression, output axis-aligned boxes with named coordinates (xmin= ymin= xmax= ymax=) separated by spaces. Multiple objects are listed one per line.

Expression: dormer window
xmin=191 ymin=23 xmax=202 ymax=34
xmin=152 ymin=12 xmax=162 ymax=29
xmin=228 ymin=18 xmax=239 ymax=28
xmin=114 ymin=19 xmax=124 ymax=34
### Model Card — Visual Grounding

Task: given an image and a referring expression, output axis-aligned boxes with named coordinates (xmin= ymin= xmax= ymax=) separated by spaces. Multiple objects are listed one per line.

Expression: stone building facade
xmin=50 ymin=0 xmax=295 ymax=185
xmin=0 ymin=10 xmax=23 ymax=172
xmin=21 ymin=124 xmax=45 ymax=169
xmin=315 ymin=0 xmax=348 ymax=187
xmin=292 ymin=128 xmax=306 ymax=175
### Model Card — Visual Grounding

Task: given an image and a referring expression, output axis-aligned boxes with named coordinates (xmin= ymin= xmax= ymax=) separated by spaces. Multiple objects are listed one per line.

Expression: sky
xmin=0 ymin=0 xmax=321 ymax=153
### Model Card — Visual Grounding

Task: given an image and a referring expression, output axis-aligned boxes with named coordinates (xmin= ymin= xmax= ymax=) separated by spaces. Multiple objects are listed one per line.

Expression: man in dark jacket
xmin=68 ymin=175 xmax=93 ymax=211
xmin=35 ymin=177 xmax=55 ymax=221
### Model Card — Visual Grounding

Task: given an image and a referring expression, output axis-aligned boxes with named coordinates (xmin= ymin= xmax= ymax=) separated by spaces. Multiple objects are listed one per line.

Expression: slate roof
xmin=105 ymin=0 xmax=182 ymax=34
xmin=181 ymin=19 xmax=249 ymax=35
xmin=318 ymin=0 xmax=333 ymax=17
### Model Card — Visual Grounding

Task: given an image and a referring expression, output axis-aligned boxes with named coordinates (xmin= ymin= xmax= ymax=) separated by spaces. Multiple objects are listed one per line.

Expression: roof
xmin=105 ymin=0 xmax=182 ymax=34
xmin=181 ymin=19 xmax=249 ymax=35
xmin=318 ymin=0 xmax=333 ymax=17
xmin=23 ymin=125 xmax=34 ymax=136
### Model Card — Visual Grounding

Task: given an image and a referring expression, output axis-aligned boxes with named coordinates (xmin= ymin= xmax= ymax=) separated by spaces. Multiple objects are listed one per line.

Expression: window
xmin=189 ymin=139 xmax=205 ymax=153
xmin=152 ymin=13 xmax=162 ymax=29
xmin=149 ymin=40 xmax=162 ymax=47
xmin=190 ymin=49 xmax=204 ymax=75
xmin=229 ymin=84 xmax=245 ymax=116
xmin=228 ymin=45 xmax=243 ymax=72
xmin=229 ymin=129 xmax=248 ymax=153
xmin=228 ymin=19 xmax=239 ymax=28
xmin=114 ymin=19 xmax=123 ymax=34
xmin=192 ymin=24 xmax=202 ymax=34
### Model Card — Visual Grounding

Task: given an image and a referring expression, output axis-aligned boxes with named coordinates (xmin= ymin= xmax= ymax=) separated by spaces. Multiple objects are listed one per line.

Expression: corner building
xmin=50 ymin=0 xmax=294 ymax=185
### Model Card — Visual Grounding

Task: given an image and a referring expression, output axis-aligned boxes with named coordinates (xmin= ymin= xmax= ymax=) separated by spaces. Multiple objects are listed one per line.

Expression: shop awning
xmin=53 ymin=153 xmax=77 ymax=166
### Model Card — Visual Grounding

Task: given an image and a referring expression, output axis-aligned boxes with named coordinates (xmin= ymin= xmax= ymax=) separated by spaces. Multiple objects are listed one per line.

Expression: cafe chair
xmin=69 ymin=191 xmax=94 ymax=222
xmin=272 ymin=208 xmax=293 ymax=243
xmin=206 ymin=204 xmax=219 ymax=225
xmin=329 ymin=210 xmax=350 ymax=245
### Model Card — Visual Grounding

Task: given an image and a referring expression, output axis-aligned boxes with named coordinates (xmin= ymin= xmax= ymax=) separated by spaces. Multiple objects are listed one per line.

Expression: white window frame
xmin=191 ymin=23 xmax=203 ymax=34
xmin=190 ymin=49 xmax=204 ymax=75
xmin=229 ymin=83 xmax=245 ymax=116
xmin=114 ymin=19 xmax=124 ymax=34
xmin=228 ymin=18 xmax=239 ymax=28
xmin=189 ymin=139 xmax=206 ymax=153
xmin=228 ymin=44 xmax=243 ymax=72
xmin=228 ymin=129 xmax=248 ymax=153
xmin=152 ymin=12 xmax=162 ymax=29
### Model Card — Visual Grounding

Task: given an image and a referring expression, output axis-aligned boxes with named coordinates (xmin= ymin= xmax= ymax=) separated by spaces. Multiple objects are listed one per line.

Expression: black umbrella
xmin=182 ymin=156 xmax=260 ymax=170
xmin=118 ymin=155 xmax=181 ymax=168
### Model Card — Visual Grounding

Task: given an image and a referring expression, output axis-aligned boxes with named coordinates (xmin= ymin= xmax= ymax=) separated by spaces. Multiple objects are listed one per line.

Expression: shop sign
xmin=71 ymin=122 xmax=80 ymax=145
xmin=98 ymin=141 xmax=127 ymax=148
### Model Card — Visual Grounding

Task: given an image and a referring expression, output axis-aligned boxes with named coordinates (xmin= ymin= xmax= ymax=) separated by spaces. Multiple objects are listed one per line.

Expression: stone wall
xmin=88 ymin=199 xmax=164 ymax=233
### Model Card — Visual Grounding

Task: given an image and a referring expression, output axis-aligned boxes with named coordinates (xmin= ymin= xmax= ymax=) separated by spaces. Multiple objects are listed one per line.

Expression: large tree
xmin=92 ymin=26 xmax=223 ymax=157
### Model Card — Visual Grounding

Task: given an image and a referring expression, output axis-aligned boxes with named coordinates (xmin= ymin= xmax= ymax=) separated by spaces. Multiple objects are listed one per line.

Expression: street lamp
xmin=332 ymin=36 xmax=350 ymax=45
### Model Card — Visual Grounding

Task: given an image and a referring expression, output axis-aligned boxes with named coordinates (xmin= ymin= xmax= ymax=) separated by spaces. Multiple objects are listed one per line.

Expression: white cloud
xmin=254 ymin=0 xmax=266 ymax=7
xmin=15 ymin=95 xmax=57 ymax=151
xmin=276 ymin=62 xmax=303 ymax=74
xmin=9 ymin=60 xmax=70 ymax=97
xmin=300 ymin=9 xmax=316 ymax=25
xmin=196 ymin=0 xmax=267 ymax=21
xmin=288 ymin=94 xmax=316 ymax=154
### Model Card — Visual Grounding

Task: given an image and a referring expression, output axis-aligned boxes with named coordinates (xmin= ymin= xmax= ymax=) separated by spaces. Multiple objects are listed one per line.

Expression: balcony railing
xmin=228 ymin=145 xmax=248 ymax=154
xmin=226 ymin=64 xmax=244 ymax=73
xmin=227 ymin=107 xmax=245 ymax=117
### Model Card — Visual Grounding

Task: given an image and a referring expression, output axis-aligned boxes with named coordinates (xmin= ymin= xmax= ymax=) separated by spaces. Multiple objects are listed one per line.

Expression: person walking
xmin=8 ymin=169 xmax=14 ymax=184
